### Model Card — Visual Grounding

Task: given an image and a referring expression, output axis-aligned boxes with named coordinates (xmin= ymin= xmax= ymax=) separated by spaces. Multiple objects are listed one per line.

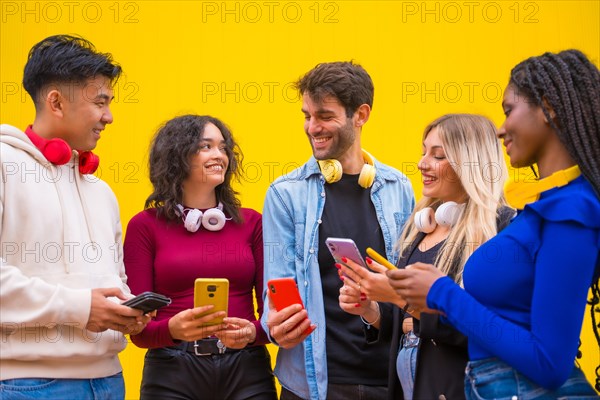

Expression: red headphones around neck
xmin=25 ymin=126 xmax=99 ymax=175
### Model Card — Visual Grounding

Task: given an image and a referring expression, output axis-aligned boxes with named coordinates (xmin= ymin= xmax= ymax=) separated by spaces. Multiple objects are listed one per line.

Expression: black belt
xmin=177 ymin=338 xmax=241 ymax=356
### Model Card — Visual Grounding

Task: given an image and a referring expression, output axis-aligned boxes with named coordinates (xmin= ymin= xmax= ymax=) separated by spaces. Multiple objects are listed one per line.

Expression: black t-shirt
xmin=407 ymin=241 xmax=442 ymax=265
xmin=318 ymin=173 xmax=389 ymax=385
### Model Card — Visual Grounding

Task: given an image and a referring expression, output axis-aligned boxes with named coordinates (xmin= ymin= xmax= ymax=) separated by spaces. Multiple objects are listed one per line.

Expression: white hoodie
xmin=0 ymin=124 xmax=130 ymax=380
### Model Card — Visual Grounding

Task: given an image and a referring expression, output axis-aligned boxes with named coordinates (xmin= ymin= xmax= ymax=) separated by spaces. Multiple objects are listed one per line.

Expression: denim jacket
xmin=261 ymin=156 xmax=415 ymax=400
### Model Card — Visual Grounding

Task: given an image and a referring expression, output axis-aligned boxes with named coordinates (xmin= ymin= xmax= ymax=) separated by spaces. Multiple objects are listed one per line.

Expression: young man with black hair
xmin=0 ymin=35 xmax=148 ymax=399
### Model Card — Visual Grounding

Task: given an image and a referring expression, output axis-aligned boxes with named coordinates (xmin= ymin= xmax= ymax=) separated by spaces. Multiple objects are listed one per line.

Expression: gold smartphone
xmin=194 ymin=278 xmax=229 ymax=326
xmin=366 ymin=247 xmax=398 ymax=270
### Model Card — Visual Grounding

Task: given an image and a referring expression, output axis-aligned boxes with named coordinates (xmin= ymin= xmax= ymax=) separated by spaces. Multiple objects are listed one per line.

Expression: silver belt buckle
xmin=193 ymin=340 xmax=210 ymax=356
xmin=216 ymin=339 xmax=226 ymax=354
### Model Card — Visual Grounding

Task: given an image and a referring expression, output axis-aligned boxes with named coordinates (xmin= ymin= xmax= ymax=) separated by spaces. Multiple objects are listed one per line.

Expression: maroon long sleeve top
xmin=123 ymin=207 xmax=268 ymax=348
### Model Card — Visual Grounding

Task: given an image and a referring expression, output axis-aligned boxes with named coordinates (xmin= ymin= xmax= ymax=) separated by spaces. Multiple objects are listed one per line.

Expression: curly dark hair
xmin=23 ymin=34 xmax=122 ymax=106
xmin=145 ymin=115 xmax=244 ymax=224
xmin=294 ymin=61 xmax=374 ymax=117
xmin=510 ymin=49 xmax=600 ymax=391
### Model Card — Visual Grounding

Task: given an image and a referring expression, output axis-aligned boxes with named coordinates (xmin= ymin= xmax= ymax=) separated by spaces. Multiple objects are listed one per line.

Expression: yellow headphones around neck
xmin=318 ymin=149 xmax=376 ymax=188
xmin=504 ymin=165 xmax=581 ymax=210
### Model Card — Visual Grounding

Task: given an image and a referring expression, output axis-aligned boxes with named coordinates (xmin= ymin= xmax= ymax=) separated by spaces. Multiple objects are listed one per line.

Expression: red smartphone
xmin=267 ymin=278 xmax=315 ymax=336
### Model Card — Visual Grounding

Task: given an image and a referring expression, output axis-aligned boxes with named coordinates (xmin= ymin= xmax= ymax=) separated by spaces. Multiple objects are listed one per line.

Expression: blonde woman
xmin=338 ymin=114 xmax=513 ymax=399
xmin=389 ymin=50 xmax=600 ymax=399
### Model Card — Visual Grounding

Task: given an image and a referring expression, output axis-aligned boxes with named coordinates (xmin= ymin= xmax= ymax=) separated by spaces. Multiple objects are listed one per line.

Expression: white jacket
xmin=0 ymin=124 xmax=130 ymax=380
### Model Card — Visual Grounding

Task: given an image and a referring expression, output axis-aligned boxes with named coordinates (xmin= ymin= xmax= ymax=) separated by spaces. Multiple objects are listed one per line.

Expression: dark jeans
xmin=464 ymin=358 xmax=599 ymax=400
xmin=140 ymin=345 xmax=276 ymax=400
xmin=281 ymin=384 xmax=387 ymax=400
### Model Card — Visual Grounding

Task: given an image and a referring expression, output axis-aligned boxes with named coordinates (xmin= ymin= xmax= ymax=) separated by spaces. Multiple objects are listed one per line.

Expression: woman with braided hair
xmin=387 ymin=49 xmax=600 ymax=399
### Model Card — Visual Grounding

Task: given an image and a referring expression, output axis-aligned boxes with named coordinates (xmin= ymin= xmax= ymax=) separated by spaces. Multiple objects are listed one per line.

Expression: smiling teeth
xmin=206 ymin=165 xmax=223 ymax=171
xmin=313 ymin=137 xmax=329 ymax=143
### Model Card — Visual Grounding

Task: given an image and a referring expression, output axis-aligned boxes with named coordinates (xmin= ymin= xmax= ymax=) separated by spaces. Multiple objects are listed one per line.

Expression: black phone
xmin=122 ymin=291 xmax=172 ymax=313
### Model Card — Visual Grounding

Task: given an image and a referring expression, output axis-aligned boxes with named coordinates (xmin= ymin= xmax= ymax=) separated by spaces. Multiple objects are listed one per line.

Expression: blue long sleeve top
xmin=427 ymin=175 xmax=600 ymax=390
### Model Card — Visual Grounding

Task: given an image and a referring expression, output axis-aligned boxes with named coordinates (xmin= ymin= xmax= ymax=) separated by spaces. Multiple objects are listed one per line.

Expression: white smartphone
xmin=325 ymin=237 xmax=367 ymax=268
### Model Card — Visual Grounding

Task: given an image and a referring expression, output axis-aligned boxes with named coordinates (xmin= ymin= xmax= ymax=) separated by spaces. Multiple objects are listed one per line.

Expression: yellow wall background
xmin=2 ymin=1 xmax=599 ymax=398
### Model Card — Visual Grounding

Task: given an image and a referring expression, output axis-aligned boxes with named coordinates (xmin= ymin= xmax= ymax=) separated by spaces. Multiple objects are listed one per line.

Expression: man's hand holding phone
xmin=266 ymin=278 xmax=316 ymax=349
xmin=87 ymin=288 xmax=151 ymax=335
xmin=266 ymin=298 xmax=315 ymax=349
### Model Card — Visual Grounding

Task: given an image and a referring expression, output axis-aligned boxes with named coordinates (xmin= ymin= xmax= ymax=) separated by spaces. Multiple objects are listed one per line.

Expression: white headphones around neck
xmin=176 ymin=203 xmax=227 ymax=232
xmin=414 ymin=201 xmax=465 ymax=233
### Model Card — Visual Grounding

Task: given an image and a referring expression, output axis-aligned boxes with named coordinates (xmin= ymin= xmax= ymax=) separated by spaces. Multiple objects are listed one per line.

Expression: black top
xmin=410 ymin=241 xmax=443 ymax=264
xmin=318 ymin=173 xmax=389 ymax=385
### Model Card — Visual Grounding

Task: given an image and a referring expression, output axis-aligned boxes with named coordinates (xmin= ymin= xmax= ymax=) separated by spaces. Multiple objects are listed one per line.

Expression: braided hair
xmin=510 ymin=49 xmax=600 ymax=391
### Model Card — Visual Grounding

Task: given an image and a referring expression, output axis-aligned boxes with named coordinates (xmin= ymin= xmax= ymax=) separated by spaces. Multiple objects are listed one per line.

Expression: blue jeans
xmin=396 ymin=331 xmax=419 ymax=400
xmin=464 ymin=358 xmax=598 ymax=400
xmin=0 ymin=372 xmax=124 ymax=400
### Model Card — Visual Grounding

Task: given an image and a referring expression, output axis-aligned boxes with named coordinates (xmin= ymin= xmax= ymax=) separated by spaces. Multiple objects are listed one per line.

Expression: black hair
xmin=294 ymin=61 xmax=374 ymax=117
xmin=23 ymin=34 xmax=122 ymax=106
xmin=509 ymin=49 xmax=600 ymax=197
xmin=145 ymin=115 xmax=244 ymax=224
xmin=510 ymin=49 xmax=600 ymax=391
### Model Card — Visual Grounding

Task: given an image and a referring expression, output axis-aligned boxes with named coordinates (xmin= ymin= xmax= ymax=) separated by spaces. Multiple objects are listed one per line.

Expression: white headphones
xmin=176 ymin=203 xmax=227 ymax=232
xmin=414 ymin=201 xmax=465 ymax=233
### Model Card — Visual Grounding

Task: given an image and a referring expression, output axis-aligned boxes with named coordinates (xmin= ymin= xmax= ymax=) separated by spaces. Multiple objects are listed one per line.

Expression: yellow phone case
xmin=366 ymin=247 xmax=397 ymax=270
xmin=194 ymin=278 xmax=229 ymax=326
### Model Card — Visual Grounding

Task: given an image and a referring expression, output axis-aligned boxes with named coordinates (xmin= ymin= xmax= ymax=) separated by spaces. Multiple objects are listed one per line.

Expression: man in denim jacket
xmin=261 ymin=62 xmax=415 ymax=400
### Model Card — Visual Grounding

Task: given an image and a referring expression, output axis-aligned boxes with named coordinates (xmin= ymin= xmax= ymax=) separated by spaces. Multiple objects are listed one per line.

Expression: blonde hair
xmin=397 ymin=114 xmax=508 ymax=285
